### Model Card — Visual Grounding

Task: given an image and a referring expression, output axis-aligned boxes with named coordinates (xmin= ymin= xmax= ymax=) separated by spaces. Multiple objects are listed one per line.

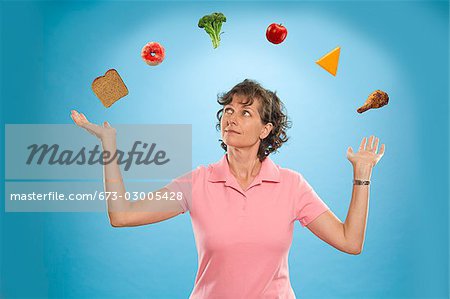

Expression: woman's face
xmin=221 ymin=94 xmax=272 ymax=149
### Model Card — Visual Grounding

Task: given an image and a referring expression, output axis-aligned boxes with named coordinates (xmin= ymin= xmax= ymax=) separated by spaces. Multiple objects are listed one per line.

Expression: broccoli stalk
xmin=198 ymin=12 xmax=227 ymax=49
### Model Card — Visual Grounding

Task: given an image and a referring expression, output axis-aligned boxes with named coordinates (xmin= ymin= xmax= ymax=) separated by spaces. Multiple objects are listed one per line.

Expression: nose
xmin=225 ymin=113 xmax=237 ymax=126
xmin=227 ymin=117 xmax=235 ymax=125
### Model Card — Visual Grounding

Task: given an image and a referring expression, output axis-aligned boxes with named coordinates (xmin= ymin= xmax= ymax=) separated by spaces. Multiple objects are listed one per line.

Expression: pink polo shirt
xmin=164 ymin=154 xmax=330 ymax=298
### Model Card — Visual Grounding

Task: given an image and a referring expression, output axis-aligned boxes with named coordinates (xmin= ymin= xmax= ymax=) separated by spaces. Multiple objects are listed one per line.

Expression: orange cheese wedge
xmin=316 ymin=47 xmax=341 ymax=76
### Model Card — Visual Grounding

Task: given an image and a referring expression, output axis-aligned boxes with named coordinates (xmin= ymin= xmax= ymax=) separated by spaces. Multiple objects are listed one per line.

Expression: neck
xmin=226 ymin=148 xmax=262 ymax=180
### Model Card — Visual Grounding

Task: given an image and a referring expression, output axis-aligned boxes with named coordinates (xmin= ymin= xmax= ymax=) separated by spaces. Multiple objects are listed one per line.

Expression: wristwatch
xmin=353 ymin=179 xmax=370 ymax=185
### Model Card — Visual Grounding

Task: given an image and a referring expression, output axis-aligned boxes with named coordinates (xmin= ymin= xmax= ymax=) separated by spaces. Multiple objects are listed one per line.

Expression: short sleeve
xmin=163 ymin=167 xmax=200 ymax=214
xmin=295 ymin=173 xmax=330 ymax=227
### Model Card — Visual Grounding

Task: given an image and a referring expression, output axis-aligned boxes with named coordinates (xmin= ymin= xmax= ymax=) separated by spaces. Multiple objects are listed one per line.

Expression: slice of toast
xmin=92 ymin=69 xmax=128 ymax=108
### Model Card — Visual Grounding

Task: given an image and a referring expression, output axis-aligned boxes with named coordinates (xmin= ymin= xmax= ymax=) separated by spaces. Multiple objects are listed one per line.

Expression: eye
xmin=243 ymin=110 xmax=251 ymax=116
xmin=224 ymin=107 xmax=233 ymax=114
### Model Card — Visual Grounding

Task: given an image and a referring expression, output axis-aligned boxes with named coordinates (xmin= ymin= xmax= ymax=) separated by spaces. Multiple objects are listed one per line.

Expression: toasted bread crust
xmin=92 ymin=69 xmax=128 ymax=108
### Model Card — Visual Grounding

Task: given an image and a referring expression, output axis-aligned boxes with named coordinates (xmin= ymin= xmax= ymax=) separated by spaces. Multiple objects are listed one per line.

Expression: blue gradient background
xmin=1 ymin=1 xmax=448 ymax=298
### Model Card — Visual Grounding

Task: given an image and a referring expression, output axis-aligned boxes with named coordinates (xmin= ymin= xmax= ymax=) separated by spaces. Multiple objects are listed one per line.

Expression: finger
xmin=71 ymin=110 xmax=81 ymax=121
xmin=378 ymin=144 xmax=385 ymax=156
xmin=70 ymin=111 xmax=82 ymax=126
xmin=70 ymin=110 xmax=77 ymax=121
xmin=78 ymin=113 xmax=89 ymax=125
xmin=366 ymin=135 xmax=374 ymax=151
xmin=104 ymin=121 xmax=111 ymax=128
xmin=75 ymin=113 xmax=85 ymax=125
xmin=70 ymin=113 xmax=77 ymax=124
xmin=347 ymin=146 xmax=354 ymax=156
xmin=79 ymin=113 xmax=89 ymax=123
xmin=373 ymin=137 xmax=379 ymax=153
xmin=75 ymin=112 xmax=87 ymax=125
xmin=359 ymin=137 xmax=367 ymax=151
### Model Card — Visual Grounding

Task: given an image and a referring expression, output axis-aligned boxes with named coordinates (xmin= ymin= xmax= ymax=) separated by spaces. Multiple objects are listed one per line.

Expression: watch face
xmin=354 ymin=180 xmax=370 ymax=185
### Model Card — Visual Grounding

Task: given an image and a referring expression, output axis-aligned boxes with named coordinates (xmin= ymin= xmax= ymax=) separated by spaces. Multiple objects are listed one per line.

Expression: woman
xmin=70 ymin=79 xmax=385 ymax=298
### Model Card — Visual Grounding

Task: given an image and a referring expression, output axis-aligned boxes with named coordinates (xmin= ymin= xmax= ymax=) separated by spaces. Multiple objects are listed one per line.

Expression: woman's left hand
xmin=347 ymin=135 xmax=385 ymax=168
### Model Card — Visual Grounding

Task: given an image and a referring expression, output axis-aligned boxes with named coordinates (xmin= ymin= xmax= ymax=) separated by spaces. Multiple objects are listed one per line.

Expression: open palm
xmin=347 ymin=135 xmax=385 ymax=167
xmin=70 ymin=110 xmax=116 ymax=141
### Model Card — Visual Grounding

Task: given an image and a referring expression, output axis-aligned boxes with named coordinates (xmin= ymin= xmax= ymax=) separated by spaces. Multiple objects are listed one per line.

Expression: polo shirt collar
xmin=208 ymin=154 xmax=281 ymax=188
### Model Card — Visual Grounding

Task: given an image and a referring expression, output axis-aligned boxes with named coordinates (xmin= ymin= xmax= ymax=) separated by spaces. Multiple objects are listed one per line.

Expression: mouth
xmin=225 ymin=130 xmax=240 ymax=134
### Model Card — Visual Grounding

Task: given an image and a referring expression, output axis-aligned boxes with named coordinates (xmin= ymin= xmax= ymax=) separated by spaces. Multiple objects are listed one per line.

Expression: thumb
xmin=103 ymin=121 xmax=111 ymax=128
xmin=347 ymin=146 xmax=353 ymax=155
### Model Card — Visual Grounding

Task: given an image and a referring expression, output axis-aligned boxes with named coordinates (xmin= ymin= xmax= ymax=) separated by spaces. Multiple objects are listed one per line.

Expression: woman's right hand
xmin=70 ymin=110 xmax=116 ymax=141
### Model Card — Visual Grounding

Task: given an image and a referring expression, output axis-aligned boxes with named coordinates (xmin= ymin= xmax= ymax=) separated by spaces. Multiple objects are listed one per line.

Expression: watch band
xmin=353 ymin=179 xmax=370 ymax=185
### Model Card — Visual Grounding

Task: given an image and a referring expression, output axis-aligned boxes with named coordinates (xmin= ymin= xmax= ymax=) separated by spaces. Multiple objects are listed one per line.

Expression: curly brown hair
xmin=215 ymin=79 xmax=292 ymax=161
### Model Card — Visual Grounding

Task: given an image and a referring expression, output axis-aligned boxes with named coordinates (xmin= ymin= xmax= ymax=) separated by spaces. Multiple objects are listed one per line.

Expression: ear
xmin=260 ymin=123 xmax=274 ymax=140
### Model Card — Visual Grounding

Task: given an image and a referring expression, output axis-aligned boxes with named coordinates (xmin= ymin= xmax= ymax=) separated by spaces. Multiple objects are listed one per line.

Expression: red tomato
xmin=266 ymin=23 xmax=288 ymax=44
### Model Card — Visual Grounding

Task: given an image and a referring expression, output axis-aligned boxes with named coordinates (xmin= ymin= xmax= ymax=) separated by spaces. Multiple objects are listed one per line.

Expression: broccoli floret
xmin=198 ymin=12 xmax=227 ymax=49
